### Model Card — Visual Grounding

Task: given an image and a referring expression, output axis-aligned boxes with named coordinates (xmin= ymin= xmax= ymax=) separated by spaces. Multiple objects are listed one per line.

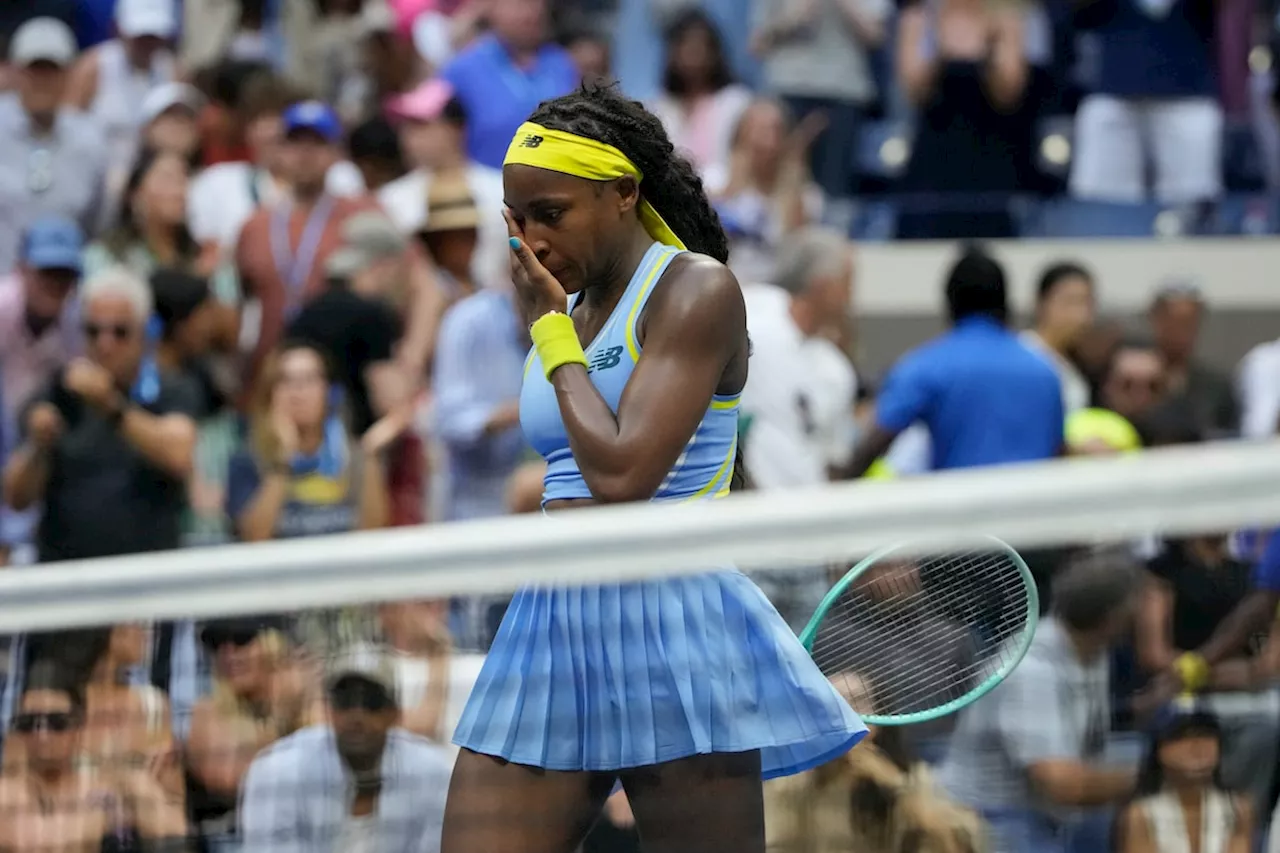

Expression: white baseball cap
xmin=9 ymin=17 xmax=77 ymax=67
xmin=140 ymin=82 xmax=205 ymax=125
xmin=116 ymin=0 xmax=177 ymax=39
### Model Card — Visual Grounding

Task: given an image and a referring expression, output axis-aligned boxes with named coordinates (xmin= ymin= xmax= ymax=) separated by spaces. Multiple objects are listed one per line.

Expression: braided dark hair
xmin=528 ymin=84 xmax=747 ymax=490
xmin=528 ymin=83 xmax=730 ymax=265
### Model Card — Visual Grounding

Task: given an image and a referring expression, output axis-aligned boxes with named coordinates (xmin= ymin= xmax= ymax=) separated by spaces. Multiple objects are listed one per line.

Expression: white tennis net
xmin=3 ymin=440 xmax=1280 ymax=853
xmin=1 ymin=439 xmax=1279 ymax=632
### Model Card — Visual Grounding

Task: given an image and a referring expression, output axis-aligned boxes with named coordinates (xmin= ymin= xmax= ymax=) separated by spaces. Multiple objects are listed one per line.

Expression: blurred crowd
xmin=0 ymin=1 xmax=1279 ymax=853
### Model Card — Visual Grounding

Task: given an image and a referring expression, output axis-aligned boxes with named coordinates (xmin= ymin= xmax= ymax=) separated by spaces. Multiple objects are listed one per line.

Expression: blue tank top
xmin=520 ymin=242 xmax=741 ymax=505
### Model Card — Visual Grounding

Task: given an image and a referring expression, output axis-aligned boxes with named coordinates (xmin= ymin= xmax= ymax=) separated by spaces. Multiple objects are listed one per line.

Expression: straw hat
xmin=420 ymin=175 xmax=480 ymax=234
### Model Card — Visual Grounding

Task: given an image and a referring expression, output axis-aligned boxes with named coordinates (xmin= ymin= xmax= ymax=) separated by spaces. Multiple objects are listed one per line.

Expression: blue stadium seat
xmin=1208 ymin=194 xmax=1280 ymax=236
xmin=1025 ymin=199 xmax=1182 ymax=238
xmin=849 ymin=200 xmax=899 ymax=241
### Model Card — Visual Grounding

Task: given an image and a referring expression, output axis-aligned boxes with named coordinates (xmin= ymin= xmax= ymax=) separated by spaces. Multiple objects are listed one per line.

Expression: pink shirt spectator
xmin=0 ymin=274 xmax=81 ymax=449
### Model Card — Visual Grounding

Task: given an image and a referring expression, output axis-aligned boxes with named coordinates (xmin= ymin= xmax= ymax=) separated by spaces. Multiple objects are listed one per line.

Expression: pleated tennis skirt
xmin=452 ymin=568 xmax=868 ymax=778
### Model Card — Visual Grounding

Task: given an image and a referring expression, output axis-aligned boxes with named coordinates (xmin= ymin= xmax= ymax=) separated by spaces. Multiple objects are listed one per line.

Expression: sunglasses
xmin=13 ymin=711 xmax=75 ymax=733
xmin=1117 ymin=375 xmax=1163 ymax=394
xmin=82 ymin=322 xmax=134 ymax=341
xmin=200 ymin=627 xmax=260 ymax=651
xmin=329 ymin=679 xmax=394 ymax=713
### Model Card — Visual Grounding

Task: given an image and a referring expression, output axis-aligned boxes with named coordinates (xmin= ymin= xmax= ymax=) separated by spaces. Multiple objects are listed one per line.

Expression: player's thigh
xmin=1068 ymin=94 xmax=1145 ymax=202
xmin=441 ymin=748 xmax=615 ymax=853
xmin=621 ymin=750 xmax=765 ymax=853
xmin=1148 ymin=96 xmax=1223 ymax=203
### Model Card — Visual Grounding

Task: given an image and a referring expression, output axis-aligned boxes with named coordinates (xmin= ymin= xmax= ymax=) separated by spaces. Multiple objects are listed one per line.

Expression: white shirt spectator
xmin=1022 ymin=329 xmax=1091 ymax=414
xmin=802 ymin=336 xmax=858 ymax=470
xmin=741 ymin=282 xmax=839 ymax=489
xmin=1237 ymin=338 xmax=1280 ymax=439
xmin=377 ymin=164 xmax=506 ymax=287
xmin=188 ymin=161 xmax=365 ymax=250
xmin=391 ymin=651 xmax=486 ymax=755
xmin=240 ymin=726 xmax=452 ymax=853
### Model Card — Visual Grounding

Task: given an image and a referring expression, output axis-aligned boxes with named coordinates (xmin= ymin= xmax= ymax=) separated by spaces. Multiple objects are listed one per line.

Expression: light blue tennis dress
xmin=452 ymin=242 xmax=867 ymax=777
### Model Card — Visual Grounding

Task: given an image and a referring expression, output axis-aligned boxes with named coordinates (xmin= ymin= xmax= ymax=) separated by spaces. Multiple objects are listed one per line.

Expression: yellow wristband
xmin=1174 ymin=652 xmax=1210 ymax=692
xmin=530 ymin=311 xmax=587 ymax=381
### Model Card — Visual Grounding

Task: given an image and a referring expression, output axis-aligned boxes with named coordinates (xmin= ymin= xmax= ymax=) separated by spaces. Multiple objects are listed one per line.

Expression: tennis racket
xmin=799 ymin=536 xmax=1039 ymax=726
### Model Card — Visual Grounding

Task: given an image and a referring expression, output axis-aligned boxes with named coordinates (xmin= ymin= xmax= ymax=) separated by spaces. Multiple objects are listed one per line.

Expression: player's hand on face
xmin=504 ymin=209 xmax=568 ymax=322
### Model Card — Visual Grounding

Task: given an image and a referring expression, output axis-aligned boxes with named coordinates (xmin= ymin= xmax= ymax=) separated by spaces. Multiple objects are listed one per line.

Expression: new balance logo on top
xmin=588 ymin=345 xmax=624 ymax=374
xmin=521 ymin=135 xmax=544 ymax=149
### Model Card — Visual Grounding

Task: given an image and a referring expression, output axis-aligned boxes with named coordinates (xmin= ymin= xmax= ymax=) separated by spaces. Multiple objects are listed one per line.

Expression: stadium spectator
xmin=137 ymin=83 xmax=207 ymax=164
xmin=740 ymin=228 xmax=856 ymax=628
xmin=741 ymin=227 xmax=854 ymax=490
xmin=380 ymin=78 xmax=508 ymax=290
xmin=1115 ymin=702 xmax=1254 ymax=853
xmin=0 ymin=659 xmax=188 ymax=853
xmin=0 ymin=17 xmax=108 ymax=274
xmin=3 ymin=266 xmax=196 ymax=563
xmin=347 ymin=114 xmax=407 ymax=193
xmin=563 ymin=29 xmax=613 ymax=85
xmin=379 ymin=599 xmax=484 ymax=751
xmin=65 ymin=0 xmax=180 ymax=208
xmin=407 ymin=0 xmax=491 ymax=71
xmin=84 ymin=149 xmax=239 ymax=306
xmin=239 ymin=644 xmax=452 ymax=852
xmin=841 ymin=247 xmax=1063 ymax=477
xmin=1069 ymin=0 xmax=1221 ymax=203
xmin=225 ymin=340 xmax=393 ymax=542
xmin=1138 ymin=534 xmax=1280 ymax=811
xmin=650 ymin=10 xmax=753 ymax=177
xmin=895 ymin=0 xmax=1029 ymax=240
xmin=1147 ymin=282 xmax=1238 ymax=438
xmin=1236 ymin=332 xmax=1280 ymax=439
xmin=290 ymin=214 xmax=412 ymax=437
xmin=439 ymin=0 xmax=579 ymax=169
xmin=0 ymin=216 xmax=84 ymax=563
xmin=149 ymin=268 xmax=238 ymax=547
xmin=707 ymin=98 xmax=826 ymax=286
xmin=187 ymin=617 xmax=311 ymax=844
xmin=1096 ymin=338 xmax=1168 ymax=430
xmin=188 ymin=76 xmax=365 ymax=253
xmin=75 ymin=626 xmax=184 ymax=804
xmin=750 ymin=0 xmax=886 ymax=200
xmin=235 ymin=101 xmax=382 ymax=391
xmin=938 ymin=550 xmax=1142 ymax=853
xmin=764 ymin=673 xmax=985 ymax=853
xmin=1022 ymin=262 xmax=1096 ymax=415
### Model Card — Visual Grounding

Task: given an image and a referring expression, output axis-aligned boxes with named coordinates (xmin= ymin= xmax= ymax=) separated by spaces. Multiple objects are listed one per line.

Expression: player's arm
xmin=551 ymin=256 xmax=744 ymax=503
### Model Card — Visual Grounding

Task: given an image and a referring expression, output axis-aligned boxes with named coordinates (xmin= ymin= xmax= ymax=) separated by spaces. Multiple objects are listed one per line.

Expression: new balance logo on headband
xmin=521 ymin=135 xmax=544 ymax=149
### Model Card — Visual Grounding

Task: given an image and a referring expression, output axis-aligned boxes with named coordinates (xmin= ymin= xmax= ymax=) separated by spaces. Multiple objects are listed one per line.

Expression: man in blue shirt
xmin=439 ymin=0 xmax=579 ymax=169
xmin=841 ymin=247 xmax=1064 ymax=478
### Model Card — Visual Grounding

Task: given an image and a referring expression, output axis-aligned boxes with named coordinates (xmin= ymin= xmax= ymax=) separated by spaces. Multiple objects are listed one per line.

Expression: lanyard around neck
xmin=269 ymin=195 xmax=336 ymax=319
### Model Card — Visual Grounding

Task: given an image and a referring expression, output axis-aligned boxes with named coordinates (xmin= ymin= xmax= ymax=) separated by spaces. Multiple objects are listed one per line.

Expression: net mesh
xmin=0 ymin=446 xmax=1278 ymax=850
xmin=807 ymin=544 xmax=1036 ymax=722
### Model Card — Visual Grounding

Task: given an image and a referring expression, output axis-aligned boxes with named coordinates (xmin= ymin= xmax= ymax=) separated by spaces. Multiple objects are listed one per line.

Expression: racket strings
xmin=811 ymin=549 xmax=1032 ymax=721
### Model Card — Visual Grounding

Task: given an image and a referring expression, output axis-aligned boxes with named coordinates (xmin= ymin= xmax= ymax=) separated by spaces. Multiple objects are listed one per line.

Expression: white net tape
xmin=3 ymin=440 xmax=1279 ymax=633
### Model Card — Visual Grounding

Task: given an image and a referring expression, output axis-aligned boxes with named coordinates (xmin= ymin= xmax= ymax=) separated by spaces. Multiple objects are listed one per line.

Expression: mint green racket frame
xmin=798 ymin=536 xmax=1040 ymax=726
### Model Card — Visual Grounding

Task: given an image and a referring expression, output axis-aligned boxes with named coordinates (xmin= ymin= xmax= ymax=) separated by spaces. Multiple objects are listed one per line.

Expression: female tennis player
xmin=442 ymin=84 xmax=866 ymax=853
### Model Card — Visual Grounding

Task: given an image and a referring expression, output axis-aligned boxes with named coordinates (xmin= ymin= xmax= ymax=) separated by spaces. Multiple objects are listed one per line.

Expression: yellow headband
xmin=503 ymin=122 xmax=687 ymax=251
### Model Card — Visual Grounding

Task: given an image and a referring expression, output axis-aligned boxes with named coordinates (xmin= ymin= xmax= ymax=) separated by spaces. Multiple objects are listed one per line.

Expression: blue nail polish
xmin=509 ymin=237 xmax=521 ymax=249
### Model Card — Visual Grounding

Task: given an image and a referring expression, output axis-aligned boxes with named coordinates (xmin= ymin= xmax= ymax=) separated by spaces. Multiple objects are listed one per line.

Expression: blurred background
xmin=1 ymin=0 xmax=1280 ymax=852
